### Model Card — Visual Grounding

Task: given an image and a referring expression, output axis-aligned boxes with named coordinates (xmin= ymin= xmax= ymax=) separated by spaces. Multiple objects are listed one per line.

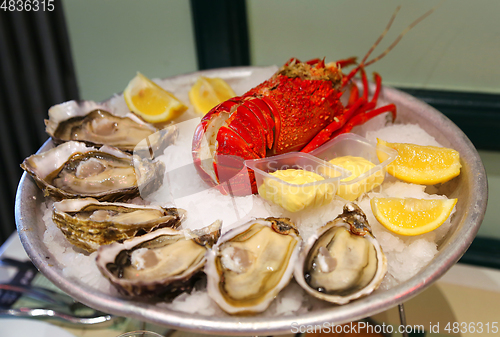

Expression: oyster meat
xmin=21 ymin=141 xmax=164 ymax=201
xmin=52 ymin=198 xmax=186 ymax=252
xmin=294 ymin=203 xmax=387 ymax=305
xmin=205 ymin=217 xmax=301 ymax=314
xmin=45 ymin=100 xmax=177 ymax=154
xmin=96 ymin=221 xmax=221 ymax=298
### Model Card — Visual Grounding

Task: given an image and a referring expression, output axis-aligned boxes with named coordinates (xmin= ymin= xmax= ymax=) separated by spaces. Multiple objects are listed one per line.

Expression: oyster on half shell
xmin=21 ymin=141 xmax=164 ymax=201
xmin=52 ymin=198 xmax=186 ymax=252
xmin=96 ymin=221 xmax=221 ymax=298
xmin=205 ymin=217 xmax=301 ymax=314
xmin=294 ymin=203 xmax=387 ymax=305
xmin=45 ymin=100 xmax=177 ymax=154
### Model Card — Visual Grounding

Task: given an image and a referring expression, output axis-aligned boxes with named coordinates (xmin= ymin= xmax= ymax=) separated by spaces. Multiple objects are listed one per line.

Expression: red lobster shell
xmin=192 ymin=58 xmax=396 ymax=195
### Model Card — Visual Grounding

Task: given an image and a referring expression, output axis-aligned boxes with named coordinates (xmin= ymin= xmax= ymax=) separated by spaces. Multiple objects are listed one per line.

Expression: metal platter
xmin=15 ymin=67 xmax=487 ymax=336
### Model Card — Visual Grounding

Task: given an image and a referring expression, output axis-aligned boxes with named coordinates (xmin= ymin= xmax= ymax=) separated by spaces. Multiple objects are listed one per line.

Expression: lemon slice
xmin=377 ymin=139 xmax=461 ymax=185
xmin=371 ymin=197 xmax=457 ymax=236
xmin=189 ymin=76 xmax=236 ymax=114
xmin=124 ymin=72 xmax=187 ymax=123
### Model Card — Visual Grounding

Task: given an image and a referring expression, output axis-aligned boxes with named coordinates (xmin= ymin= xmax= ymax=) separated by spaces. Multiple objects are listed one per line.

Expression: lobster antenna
xmin=364 ymin=1 xmax=444 ymax=67
xmin=360 ymin=6 xmax=401 ymax=66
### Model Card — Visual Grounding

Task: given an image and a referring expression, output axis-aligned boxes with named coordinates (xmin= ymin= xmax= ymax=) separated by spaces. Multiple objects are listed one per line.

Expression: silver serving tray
xmin=15 ymin=67 xmax=488 ymax=336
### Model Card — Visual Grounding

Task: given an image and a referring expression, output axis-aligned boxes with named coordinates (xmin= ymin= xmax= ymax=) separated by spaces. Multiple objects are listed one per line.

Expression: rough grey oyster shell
xmin=45 ymin=100 xmax=177 ymax=155
xmin=52 ymin=198 xmax=186 ymax=252
xmin=294 ymin=203 xmax=387 ymax=305
xmin=96 ymin=221 xmax=221 ymax=298
xmin=21 ymin=141 xmax=164 ymax=201
xmin=205 ymin=217 xmax=301 ymax=314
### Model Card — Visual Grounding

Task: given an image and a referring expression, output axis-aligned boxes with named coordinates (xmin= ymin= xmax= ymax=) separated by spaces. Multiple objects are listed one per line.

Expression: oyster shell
xmin=45 ymin=100 xmax=177 ymax=154
xmin=96 ymin=221 xmax=221 ymax=298
xmin=52 ymin=198 xmax=186 ymax=252
xmin=21 ymin=141 xmax=164 ymax=201
xmin=205 ymin=217 xmax=301 ymax=314
xmin=294 ymin=203 xmax=387 ymax=305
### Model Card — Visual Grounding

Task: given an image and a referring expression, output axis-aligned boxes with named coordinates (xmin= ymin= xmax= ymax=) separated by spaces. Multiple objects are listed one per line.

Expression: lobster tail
xmin=192 ymin=97 xmax=271 ymax=195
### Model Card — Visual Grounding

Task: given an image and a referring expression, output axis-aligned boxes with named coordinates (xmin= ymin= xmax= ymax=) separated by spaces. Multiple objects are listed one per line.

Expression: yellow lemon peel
xmin=371 ymin=197 xmax=457 ymax=236
xmin=124 ymin=72 xmax=187 ymax=123
xmin=189 ymin=76 xmax=236 ymax=115
xmin=377 ymin=139 xmax=461 ymax=185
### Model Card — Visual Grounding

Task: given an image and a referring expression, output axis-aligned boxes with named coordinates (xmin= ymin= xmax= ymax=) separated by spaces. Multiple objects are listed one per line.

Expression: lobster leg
xmin=347 ymin=82 xmax=359 ymax=108
xmin=349 ymin=71 xmax=380 ymax=117
xmin=301 ymin=70 xmax=395 ymax=153
xmin=356 ymin=71 xmax=387 ymax=114
xmin=353 ymin=71 xmax=382 ymax=111
xmin=301 ymin=97 xmax=365 ymax=153
xmin=371 ymin=72 xmax=383 ymax=104
xmin=331 ymin=104 xmax=397 ymax=139
xmin=333 ymin=71 xmax=396 ymax=137
xmin=305 ymin=58 xmax=321 ymax=66
xmin=360 ymin=68 xmax=369 ymax=102
xmin=336 ymin=57 xmax=358 ymax=69
xmin=342 ymin=65 xmax=363 ymax=88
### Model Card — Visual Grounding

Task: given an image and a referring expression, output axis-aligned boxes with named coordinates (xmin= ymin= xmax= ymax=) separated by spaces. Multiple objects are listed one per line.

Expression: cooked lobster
xmin=191 ymin=6 xmax=436 ymax=195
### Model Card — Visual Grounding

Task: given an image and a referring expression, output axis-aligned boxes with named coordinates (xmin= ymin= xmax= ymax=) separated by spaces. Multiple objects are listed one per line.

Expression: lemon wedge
xmin=327 ymin=156 xmax=384 ymax=201
xmin=189 ymin=76 xmax=236 ymax=114
xmin=124 ymin=72 xmax=187 ymax=123
xmin=371 ymin=197 xmax=457 ymax=236
xmin=377 ymin=139 xmax=461 ymax=185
